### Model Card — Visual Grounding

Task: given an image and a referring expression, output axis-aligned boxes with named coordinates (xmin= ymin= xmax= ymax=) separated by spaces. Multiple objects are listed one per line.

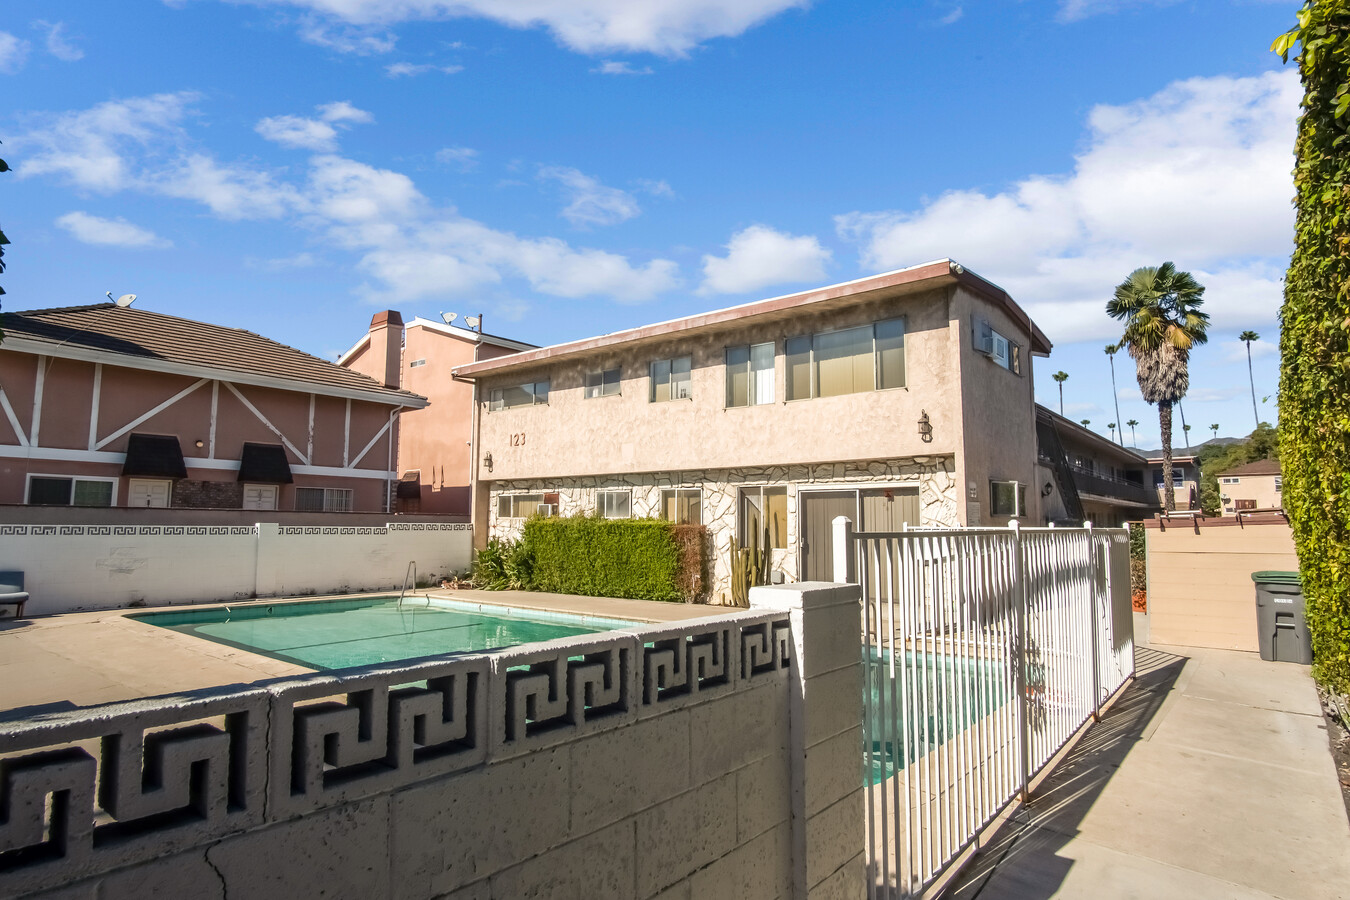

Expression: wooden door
xmin=799 ymin=491 xmax=859 ymax=582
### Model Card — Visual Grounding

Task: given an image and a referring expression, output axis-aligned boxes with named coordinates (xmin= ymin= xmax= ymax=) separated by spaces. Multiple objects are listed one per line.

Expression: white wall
xmin=0 ymin=522 xmax=473 ymax=615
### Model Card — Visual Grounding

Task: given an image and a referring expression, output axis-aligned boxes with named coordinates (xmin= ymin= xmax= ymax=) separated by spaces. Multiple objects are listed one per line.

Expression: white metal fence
xmin=841 ymin=521 xmax=1134 ymax=898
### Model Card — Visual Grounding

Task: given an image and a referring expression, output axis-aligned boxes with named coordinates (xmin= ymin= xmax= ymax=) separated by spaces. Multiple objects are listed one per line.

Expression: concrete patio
xmin=950 ymin=643 xmax=1350 ymax=900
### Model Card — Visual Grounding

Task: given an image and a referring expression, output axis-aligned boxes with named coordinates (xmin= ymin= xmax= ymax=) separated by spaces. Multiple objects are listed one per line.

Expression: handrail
xmin=397 ymin=561 xmax=425 ymax=608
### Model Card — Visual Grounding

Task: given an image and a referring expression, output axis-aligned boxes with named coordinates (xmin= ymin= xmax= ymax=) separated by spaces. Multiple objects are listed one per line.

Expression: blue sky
xmin=2 ymin=0 xmax=1295 ymax=449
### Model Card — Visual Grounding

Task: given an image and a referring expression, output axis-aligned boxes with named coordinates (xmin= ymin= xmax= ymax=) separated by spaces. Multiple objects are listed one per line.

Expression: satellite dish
xmin=441 ymin=311 xmax=457 ymax=325
xmin=115 ymin=294 xmax=137 ymax=308
xmin=464 ymin=315 xmax=480 ymax=329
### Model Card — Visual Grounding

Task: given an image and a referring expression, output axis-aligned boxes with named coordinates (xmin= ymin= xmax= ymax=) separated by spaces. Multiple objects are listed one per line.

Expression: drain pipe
xmin=385 ymin=405 xmax=401 ymax=514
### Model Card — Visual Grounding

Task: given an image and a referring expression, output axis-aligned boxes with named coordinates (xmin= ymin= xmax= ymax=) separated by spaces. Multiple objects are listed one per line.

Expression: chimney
xmin=368 ymin=310 xmax=404 ymax=388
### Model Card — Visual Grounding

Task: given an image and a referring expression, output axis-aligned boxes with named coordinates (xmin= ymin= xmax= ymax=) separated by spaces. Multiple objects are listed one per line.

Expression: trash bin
xmin=1252 ymin=571 xmax=1312 ymax=664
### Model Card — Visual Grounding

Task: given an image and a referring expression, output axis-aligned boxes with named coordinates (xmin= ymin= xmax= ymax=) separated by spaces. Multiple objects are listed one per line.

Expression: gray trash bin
xmin=1252 ymin=571 xmax=1312 ymax=664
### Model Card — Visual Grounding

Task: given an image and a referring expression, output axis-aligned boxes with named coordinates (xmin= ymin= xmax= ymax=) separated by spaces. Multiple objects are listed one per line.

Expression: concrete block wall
xmin=2 ymin=590 xmax=868 ymax=900
xmin=0 ymin=521 xmax=473 ymax=615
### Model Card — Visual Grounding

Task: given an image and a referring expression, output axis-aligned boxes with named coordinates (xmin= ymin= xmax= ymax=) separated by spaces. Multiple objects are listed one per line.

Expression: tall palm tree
xmin=1105 ymin=343 xmax=1124 ymax=443
xmin=1081 ymin=419 xmax=1091 ymax=428
xmin=1182 ymin=423 xmax=1192 ymax=449
xmin=1108 ymin=422 xmax=1117 ymax=441
xmin=1107 ymin=262 xmax=1210 ymax=511
xmin=1126 ymin=418 xmax=1139 ymax=446
xmin=1210 ymin=423 xmax=1220 ymax=440
xmin=1052 ymin=371 xmax=1069 ymax=415
xmin=1240 ymin=330 xmax=1261 ymax=429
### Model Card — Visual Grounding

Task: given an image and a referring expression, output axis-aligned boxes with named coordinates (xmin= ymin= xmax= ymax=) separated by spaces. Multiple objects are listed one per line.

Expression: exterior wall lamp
xmin=918 ymin=411 xmax=933 ymax=443
xmin=483 ymin=452 xmax=493 ymax=472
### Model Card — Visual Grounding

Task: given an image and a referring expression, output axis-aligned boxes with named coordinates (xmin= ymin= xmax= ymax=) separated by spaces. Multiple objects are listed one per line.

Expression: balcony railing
xmin=1068 ymin=467 xmax=1154 ymax=506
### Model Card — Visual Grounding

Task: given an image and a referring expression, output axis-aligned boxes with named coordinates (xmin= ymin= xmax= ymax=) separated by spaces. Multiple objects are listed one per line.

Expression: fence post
xmin=1086 ymin=522 xmax=1102 ymax=722
xmin=832 ymin=515 xmax=855 ymax=584
xmin=1009 ymin=519 xmax=1030 ymax=801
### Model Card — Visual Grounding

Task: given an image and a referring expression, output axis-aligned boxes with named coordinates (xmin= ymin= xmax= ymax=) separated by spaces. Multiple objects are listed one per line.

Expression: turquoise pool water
xmin=864 ymin=650 xmax=1009 ymax=785
xmin=132 ymin=597 xmax=629 ymax=670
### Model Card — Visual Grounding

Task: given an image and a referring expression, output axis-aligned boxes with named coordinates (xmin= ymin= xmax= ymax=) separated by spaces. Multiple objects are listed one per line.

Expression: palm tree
xmin=1105 ymin=343 xmax=1124 ymax=443
xmin=1107 ymin=262 xmax=1210 ymax=511
xmin=1052 ymin=371 xmax=1069 ymax=415
xmin=1126 ymin=418 xmax=1139 ymax=446
xmin=1108 ymin=422 xmax=1117 ymax=441
xmin=1182 ymin=423 xmax=1192 ymax=449
xmin=1080 ymin=419 xmax=1091 ymax=428
xmin=1210 ymin=423 xmax=1220 ymax=440
xmin=1240 ymin=330 xmax=1261 ymax=429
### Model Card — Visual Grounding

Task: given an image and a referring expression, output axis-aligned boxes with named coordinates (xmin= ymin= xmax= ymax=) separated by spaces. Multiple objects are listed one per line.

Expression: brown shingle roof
xmin=2 ymin=303 xmax=425 ymax=405
xmin=1216 ymin=458 xmax=1281 ymax=477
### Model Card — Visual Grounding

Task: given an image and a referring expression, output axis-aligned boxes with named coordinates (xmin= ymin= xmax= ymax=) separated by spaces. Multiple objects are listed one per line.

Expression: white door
xmin=242 ymin=484 xmax=278 ymax=511
xmin=127 ymin=478 xmax=171 ymax=508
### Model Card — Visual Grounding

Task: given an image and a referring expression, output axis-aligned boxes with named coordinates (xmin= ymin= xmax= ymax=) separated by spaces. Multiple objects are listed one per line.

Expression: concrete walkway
xmin=950 ymin=644 xmax=1350 ymax=900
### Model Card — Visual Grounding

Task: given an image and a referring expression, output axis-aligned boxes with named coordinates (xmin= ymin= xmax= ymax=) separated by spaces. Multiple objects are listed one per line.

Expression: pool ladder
xmin=397 ymin=561 xmax=431 ymax=608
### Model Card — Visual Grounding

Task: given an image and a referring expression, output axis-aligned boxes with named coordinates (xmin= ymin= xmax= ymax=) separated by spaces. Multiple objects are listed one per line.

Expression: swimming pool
xmin=131 ymin=597 xmax=635 ymax=670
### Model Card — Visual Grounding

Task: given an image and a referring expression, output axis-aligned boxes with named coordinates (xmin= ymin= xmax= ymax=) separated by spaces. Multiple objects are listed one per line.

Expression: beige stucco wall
xmin=474 ymin=287 xmax=965 ymax=481
xmin=1219 ymin=473 xmax=1282 ymax=515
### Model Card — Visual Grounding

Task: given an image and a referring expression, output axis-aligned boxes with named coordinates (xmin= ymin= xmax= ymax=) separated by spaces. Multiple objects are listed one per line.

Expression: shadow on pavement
xmin=945 ymin=645 xmax=1188 ymax=900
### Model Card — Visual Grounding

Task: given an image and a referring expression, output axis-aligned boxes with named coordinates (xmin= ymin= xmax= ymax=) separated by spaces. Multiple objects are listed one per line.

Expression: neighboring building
xmin=451 ymin=261 xmax=1052 ymax=603
xmin=1215 ymin=458 xmax=1282 ymax=514
xmin=0 ymin=302 xmax=427 ymax=512
xmin=1145 ymin=453 xmax=1201 ymax=510
xmin=340 ymin=312 xmax=534 ymax=516
xmin=1035 ymin=406 xmax=1155 ymax=527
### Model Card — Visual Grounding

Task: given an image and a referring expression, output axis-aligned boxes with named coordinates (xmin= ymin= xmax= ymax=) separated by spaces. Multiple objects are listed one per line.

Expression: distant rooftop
xmin=1216 ymin=458 xmax=1281 ymax=477
xmin=2 ymin=303 xmax=426 ymax=406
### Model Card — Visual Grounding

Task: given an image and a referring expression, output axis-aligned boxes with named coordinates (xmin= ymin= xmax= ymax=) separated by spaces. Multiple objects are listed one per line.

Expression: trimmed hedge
xmin=523 ymin=516 xmax=707 ymax=602
xmin=1274 ymin=3 xmax=1350 ymax=691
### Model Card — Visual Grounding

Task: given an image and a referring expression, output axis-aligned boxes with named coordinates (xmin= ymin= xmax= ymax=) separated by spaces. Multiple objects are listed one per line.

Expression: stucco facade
xmin=1216 ymin=459 xmax=1282 ymax=514
xmin=454 ymin=262 xmax=1050 ymax=602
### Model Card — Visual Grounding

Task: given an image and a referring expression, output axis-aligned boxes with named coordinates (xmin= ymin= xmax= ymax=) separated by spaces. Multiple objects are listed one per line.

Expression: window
xmin=489 ymin=380 xmax=550 ymax=411
xmin=409 ymin=359 xmax=427 ymax=368
xmin=660 ymin=488 xmax=702 ymax=525
xmin=497 ymin=492 xmax=559 ymax=518
xmin=785 ymin=318 xmax=906 ymax=401
xmin=584 ymin=367 xmax=621 ymax=399
xmin=596 ymin=489 xmax=632 ymax=519
xmin=1274 ymin=475 xmax=1282 ymax=493
xmin=650 ymin=357 xmax=692 ymax=402
xmin=740 ymin=486 xmax=787 ymax=549
xmin=990 ymin=481 xmax=1027 ymax=518
xmin=1154 ymin=470 xmax=1186 ymax=487
xmin=1222 ymin=477 xmax=1239 ymax=485
xmin=295 ymin=487 xmax=353 ymax=512
xmin=725 ymin=342 xmax=775 ymax=407
xmin=972 ymin=318 xmax=1023 ymax=375
xmin=26 ymin=476 xmax=115 ymax=507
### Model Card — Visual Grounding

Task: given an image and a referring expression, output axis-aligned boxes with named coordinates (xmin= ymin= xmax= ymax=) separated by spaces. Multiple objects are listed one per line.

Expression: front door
xmin=127 ymin=478 xmax=171 ymax=508
xmin=243 ymin=484 xmax=278 ymax=510
xmin=799 ymin=491 xmax=859 ymax=582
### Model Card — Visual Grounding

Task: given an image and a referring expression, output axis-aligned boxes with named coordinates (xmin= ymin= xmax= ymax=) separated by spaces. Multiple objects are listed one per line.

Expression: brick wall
xmin=171 ymin=479 xmax=244 ymax=509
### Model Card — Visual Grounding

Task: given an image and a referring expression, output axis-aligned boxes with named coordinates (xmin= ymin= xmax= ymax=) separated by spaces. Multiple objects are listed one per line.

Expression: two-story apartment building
xmin=0 ymin=302 xmax=427 ymax=512
xmin=451 ymin=261 xmax=1052 ymax=603
xmin=1216 ymin=458 xmax=1282 ymax=514
xmin=341 ymin=311 xmax=533 ymax=515
xmin=1035 ymin=406 xmax=1155 ymax=527
xmin=1146 ymin=454 xmax=1201 ymax=510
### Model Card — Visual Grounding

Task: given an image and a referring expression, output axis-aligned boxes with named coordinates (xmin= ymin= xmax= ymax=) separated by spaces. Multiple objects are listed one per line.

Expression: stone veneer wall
xmin=487 ymin=455 xmax=960 ymax=603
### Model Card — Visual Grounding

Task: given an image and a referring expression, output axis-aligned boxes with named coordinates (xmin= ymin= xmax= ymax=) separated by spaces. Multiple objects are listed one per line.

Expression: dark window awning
xmin=396 ymin=471 xmax=421 ymax=499
xmin=237 ymin=443 xmax=294 ymax=484
xmin=122 ymin=433 xmax=187 ymax=478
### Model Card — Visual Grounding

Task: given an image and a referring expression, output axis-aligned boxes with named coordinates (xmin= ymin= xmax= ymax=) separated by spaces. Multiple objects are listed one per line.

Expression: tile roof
xmin=2 ymin=303 xmax=424 ymax=404
xmin=1216 ymin=458 xmax=1281 ymax=477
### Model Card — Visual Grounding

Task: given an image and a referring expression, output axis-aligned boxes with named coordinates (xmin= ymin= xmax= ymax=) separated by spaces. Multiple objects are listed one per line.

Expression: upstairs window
xmin=650 ymin=357 xmax=692 ymax=402
xmin=295 ymin=487 xmax=352 ymax=512
xmin=785 ymin=318 xmax=906 ymax=401
xmin=26 ymin=476 xmax=115 ymax=507
xmin=490 ymin=380 xmax=550 ymax=411
xmin=726 ymin=342 xmax=775 ymax=407
xmin=972 ymin=318 xmax=1023 ymax=375
xmin=584 ymin=367 xmax=621 ymax=399
xmin=1274 ymin=475 xmax=1282 ymax=493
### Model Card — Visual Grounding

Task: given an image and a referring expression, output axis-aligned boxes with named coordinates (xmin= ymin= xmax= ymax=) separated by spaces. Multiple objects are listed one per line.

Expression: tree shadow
xmin=945 ymin=645 xmax=1188 ymax=900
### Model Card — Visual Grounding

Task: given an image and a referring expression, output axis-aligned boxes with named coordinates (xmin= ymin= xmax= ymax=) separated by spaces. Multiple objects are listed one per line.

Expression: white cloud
xmin=1223 ymin=337 xmax=1278 ymax=363
xmin=256 ymin=102 xmax=373 ymax=151
xmin=939 ymin=7 xmax=964 ymax=25
xmin=0 ymin=32 xmax=30 ymax=73
xmin=385 ymin=61 xmax=464 ymax=76
xmin=34 ymin=20 xmax=83 ymax=61
xmin=538 ymin=166 xmax=641 ymax=227
xmin=256 ymin=114 xmax=340 ymax=151
xmin=249 ymin=252 xmax=321 ymax=270
xmin=636 ymin=178 xmax=674 ymax=197
xmin=435 ymin=146 xmax=479 ymax=171
xmin=699 ymin=224 xmax=831 ymax=295
xmin=56 ymin=211 xmax=171 ymax=248
xmin=1058 ymin=0 xmax=1179 ymax=22
xmin=215 ymin=0 xmax=806 ymax=56
xmin=837 ymin=71 xmax=1300 ymax=344
xmin=591 ymin=60 xmax=653 ymax=75
xmin=152 ymin=154 xmax=304 ymax=220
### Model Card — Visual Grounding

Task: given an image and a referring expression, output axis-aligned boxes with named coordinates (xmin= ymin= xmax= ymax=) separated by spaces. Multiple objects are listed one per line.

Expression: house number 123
xmin=510 ymin=433 xmax=526 ymax=447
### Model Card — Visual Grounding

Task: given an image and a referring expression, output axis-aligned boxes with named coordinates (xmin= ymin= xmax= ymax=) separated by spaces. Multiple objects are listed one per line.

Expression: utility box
xmin=1252 ymin=571 xmax=1312 ymax=664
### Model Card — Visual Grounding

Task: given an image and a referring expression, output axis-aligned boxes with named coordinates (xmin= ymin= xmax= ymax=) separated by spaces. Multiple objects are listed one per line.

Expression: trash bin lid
xmin=1251 ymin=570 xmax=1300 ymax=584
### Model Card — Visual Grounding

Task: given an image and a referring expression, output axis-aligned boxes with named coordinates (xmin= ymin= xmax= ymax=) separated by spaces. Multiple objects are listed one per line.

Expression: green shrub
xmin=1274 ymin=4 xmax=1350 ymax=691
xmin=472 ymin=536 xmax=534 ymax=590
xmin=524 ymin=515 xmax=702 ymax=602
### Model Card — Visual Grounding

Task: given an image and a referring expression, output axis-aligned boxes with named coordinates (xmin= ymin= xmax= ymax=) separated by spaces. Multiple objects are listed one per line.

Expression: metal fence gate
xmin=844 ymin=521 xmax=1135 ymax=898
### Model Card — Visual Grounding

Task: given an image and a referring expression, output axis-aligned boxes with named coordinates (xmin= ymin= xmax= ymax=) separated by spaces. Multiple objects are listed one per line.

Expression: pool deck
xmin=0 ymin=590 xmax=726 ymax=718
